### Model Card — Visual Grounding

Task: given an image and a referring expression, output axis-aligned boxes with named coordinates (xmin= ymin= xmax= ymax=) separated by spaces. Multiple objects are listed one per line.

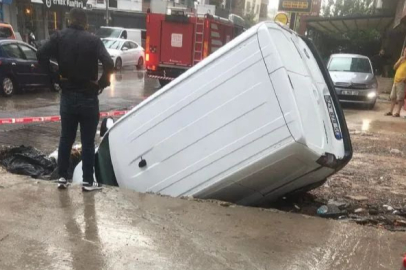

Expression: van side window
xmin=121 ymin=30 xmax=127 ymax=39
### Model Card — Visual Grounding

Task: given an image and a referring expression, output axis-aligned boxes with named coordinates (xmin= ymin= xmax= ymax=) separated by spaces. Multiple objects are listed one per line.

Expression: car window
xmin=328 ymin=57 xmax=372 ymax=74
xmin=102 ymin=39 xmax=123 ymax=50
xmin=122 ymin=42 xmax=130 ymax=50
xmin=0 ymin=26 xmax=13 ymax=38
xmin=129 ymin=42 xmax=138 ymax=49
xmin=19 ymin=44 xmax=37 ymax=61
xmin=2 ymin=43 xmax=25 ymax=59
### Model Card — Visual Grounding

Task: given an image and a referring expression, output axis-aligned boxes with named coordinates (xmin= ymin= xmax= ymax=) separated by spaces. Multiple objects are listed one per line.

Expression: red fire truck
xmin=145 ymin=10 xmax=245 ymax=86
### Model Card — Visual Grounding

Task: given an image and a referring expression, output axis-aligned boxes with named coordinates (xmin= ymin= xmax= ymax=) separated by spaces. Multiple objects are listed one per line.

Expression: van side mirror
xmin=122 ymin=47 xmax=128 ymax=51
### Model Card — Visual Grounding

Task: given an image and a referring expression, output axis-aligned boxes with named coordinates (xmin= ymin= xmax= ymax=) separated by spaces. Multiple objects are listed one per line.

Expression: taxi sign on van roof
xmin=274 ymin=13 xmax=289 ymax=25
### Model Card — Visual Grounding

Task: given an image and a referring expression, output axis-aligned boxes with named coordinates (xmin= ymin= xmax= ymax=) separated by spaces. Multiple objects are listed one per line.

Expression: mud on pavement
xmin=271 ymin=106 xmax=406 ymax=232
xmin=0 ymin=172 xmax=405 ymax=270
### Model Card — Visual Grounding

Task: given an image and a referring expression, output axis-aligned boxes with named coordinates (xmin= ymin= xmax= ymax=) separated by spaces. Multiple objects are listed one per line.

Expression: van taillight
xmin=147 ymin=14 xmax=150 ymax=23
xmin=146 ymin=53 xmax=150 ymax=62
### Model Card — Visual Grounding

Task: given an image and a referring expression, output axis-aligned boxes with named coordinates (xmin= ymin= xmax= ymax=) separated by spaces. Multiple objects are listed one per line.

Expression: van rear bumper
xmin=301 ymin=37 xmax=353 ymax=171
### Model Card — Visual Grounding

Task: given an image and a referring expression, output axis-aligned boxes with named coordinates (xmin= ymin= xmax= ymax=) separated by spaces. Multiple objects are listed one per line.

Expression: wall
xmin=2 ymin=2 xmax=18 ymax=32
xmin=87 ymin=0 xmax=142 ymax=11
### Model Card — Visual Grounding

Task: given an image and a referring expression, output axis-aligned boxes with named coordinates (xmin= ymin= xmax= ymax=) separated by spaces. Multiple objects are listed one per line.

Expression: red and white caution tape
xmin=147 ymin=75 xmax=175 ymax=81
xmin=0 ymin=110 xmax=129 ymax=125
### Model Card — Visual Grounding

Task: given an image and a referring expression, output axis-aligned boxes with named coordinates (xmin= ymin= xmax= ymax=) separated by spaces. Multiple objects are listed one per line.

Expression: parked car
xmin=74 ymin=22 xmax=352 ymax=206
xmin=96 ymin=27 xmax=144 ymax=47
xmin=327 ymin=54 xmax=377 ymax=109
xmin=0 ymin=40 xmax=60 ymax=97
xmin=102 ymin=38 xmax=144 ymax=70
xmin=0 ymin=22 xmax=16 ymax=40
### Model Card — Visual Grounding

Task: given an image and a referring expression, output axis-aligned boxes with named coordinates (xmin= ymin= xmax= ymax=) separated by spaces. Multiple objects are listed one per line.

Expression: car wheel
xmin=115 ymin=58 xmax=122 ymax=71
xmin=159 ymin=79 xmax=169 ymax=87
xmin=1 ymin=77 xmax=15 ymax=97
xmin=137 ymin=57 xmax=144 ymax=69
xmin=51 ymin=82 xmax=61 ymax=92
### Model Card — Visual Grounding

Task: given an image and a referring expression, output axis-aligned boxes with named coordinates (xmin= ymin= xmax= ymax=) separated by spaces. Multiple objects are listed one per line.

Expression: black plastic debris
xmin=0 ymin=146 xmax=56 ymax=178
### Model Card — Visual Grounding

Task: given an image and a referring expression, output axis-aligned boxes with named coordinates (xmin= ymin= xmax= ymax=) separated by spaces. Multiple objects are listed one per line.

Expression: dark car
xmin=0 ymin=40 xmax=60 ymax=97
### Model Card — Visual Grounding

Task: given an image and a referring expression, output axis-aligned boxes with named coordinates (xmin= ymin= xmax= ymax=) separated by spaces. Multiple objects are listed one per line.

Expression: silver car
xmin=327 ymin=54 xmax=378 ymax=109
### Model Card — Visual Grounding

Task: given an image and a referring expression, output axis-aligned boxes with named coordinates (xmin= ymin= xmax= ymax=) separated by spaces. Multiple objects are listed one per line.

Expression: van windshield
xmin=96 ymin=28 xmax=122 ymax=39
xmin=0 ymin=26 xmax=12 ymax=38
xmin=328 ymin=57 xmax=372 ymax=73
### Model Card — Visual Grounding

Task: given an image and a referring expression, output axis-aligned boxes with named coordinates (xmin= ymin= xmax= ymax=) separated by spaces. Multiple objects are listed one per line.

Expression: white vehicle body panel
xmin=85 ymin=22 xmax=351 ymax=205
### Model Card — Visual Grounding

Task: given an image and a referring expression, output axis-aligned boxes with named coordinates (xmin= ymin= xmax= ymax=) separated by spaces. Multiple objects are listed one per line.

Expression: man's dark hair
xmin=69 ymin=8 xmax=87 ymax=28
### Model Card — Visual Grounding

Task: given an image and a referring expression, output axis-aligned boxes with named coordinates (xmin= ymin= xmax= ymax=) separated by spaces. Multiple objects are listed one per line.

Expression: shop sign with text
xmin=43 ymin=0 xmax=86 ymax=9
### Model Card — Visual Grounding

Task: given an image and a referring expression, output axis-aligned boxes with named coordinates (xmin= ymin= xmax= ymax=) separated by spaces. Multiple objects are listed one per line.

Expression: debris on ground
xmin=317 ymin=204 xmax=347 ymax=218
xmin=0 ymin=145 xmax=82 ymax=180
xmin=390 ymin=148 xmax=403 ymax=156
xmin=0 ymin=146 xmax=56 ymax=178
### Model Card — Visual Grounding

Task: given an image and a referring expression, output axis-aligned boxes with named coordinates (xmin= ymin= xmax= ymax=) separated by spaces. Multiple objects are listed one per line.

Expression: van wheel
xmin=1 ymin=76 xmax=16 ymax=97
xmin=115 ymin=58 xmax=122 ymax=71
xmin=137 ymin=57 xmax=144 ymax=69
xmin=100 ymin=117 xmax=114 ymax=137
xmin=159 ymin=79 xmax=169 ymax=87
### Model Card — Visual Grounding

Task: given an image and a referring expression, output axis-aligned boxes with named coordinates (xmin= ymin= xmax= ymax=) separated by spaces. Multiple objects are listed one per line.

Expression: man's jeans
xmin=58 ymin=91 xmax=99 ymax=184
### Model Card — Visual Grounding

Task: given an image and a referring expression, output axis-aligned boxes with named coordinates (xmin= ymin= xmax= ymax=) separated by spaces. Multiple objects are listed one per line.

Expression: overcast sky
xmin=269 ymin=0 xmax=278 ymax=9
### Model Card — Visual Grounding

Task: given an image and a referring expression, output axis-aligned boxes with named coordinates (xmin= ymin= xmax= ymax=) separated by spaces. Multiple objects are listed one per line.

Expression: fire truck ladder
xmin=193 ymin=17 xmax=205 ymax=65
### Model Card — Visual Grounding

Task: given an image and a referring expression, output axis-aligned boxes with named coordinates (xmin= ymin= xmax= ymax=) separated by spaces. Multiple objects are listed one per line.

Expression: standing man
xmin=371 ymin=49 xmax=388 ymax=76
xmin=37 ymin=8 xmax=114 ymax=191
xmin=386 ymin=48 xmax=406 ymax=117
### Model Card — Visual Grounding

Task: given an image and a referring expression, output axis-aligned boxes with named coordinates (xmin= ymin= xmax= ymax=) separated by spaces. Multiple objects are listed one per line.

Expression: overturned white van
xmin=91 ymin=22 xmax=352 ymax=205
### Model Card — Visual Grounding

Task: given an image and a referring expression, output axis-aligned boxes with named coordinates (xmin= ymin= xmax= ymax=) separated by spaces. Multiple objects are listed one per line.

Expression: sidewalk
xmin=0 ymin=172 xmax=405 ymax=270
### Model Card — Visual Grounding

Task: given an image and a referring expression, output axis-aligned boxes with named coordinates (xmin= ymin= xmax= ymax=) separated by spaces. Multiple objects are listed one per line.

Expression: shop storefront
xmin=15 ymin=0 xmax=86 ymax=42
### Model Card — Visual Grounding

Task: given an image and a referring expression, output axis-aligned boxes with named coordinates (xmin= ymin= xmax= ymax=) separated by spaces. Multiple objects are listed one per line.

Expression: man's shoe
xmin=57 ymin=178 xmax=69 ymax=189
xmin=82 ymin=182 xmax=103 ymax=192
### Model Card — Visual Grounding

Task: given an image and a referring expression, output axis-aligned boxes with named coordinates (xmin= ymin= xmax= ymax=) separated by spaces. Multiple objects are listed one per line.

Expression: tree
xmin=315 ymin=0 xmax=381 ymax=59
xmin=322 ymin=0 xmax=375 ymax=17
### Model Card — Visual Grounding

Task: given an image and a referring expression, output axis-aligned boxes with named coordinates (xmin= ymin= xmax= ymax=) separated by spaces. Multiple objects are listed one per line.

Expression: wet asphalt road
xmin=0 ymin=173 xmax=405 ymax=270
xmin=0 ymin=68 xmax=159 ymax=128
xmin=0 ymin=69 xmax=160 ymax=152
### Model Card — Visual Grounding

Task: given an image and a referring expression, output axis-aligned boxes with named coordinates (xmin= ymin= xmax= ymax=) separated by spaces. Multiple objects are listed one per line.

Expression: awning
xmin=306 ymin=15 xmax=394 ymax=34
xmin=31 ymin=0 xmax=43 ymax=4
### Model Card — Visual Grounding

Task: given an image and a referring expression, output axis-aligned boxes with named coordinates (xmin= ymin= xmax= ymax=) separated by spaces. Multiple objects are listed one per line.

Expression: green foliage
xmin=316 ymin=0 xmax=380 ymax=58
xmin=322 ymin=0 xmax=375 ymax=17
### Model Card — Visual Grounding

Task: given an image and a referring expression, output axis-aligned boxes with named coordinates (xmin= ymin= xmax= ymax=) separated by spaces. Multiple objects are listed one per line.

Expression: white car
xmin=102 ymin=38 xmax=144 ymax=70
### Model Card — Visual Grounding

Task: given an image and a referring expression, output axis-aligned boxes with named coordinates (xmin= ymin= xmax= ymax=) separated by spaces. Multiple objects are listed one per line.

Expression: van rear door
xmin=160 ymin=21 xmax=194 ymax=66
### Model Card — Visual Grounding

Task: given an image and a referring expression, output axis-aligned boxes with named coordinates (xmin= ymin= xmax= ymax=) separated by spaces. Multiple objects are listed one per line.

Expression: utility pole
xmin=105 ymin=0 xmax=110 ymax=26
xmin=290 ymin=12 xmax=296 ymax=30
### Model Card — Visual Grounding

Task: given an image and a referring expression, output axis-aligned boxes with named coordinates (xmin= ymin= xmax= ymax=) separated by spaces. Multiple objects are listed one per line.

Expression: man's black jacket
xmin=37 ymin=25 xmax=114 ymax=90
